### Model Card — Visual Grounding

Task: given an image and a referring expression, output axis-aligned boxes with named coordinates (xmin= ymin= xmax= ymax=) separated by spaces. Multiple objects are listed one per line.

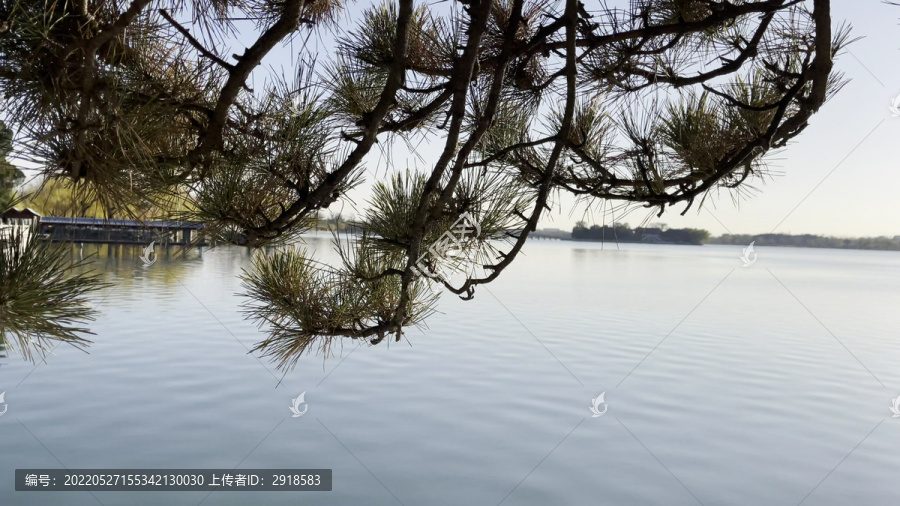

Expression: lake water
xmin=2 ymin=237 xmax=899 ymax=505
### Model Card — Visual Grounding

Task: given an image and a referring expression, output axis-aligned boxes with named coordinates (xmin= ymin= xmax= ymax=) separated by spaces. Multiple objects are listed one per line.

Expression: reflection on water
xmin=67 ymin=242 xmax=205 ymax=274
xmin=60 ymin=242 xmax=209 ymax=306
xmin=0 ymin=239 xmax=898 ymax=506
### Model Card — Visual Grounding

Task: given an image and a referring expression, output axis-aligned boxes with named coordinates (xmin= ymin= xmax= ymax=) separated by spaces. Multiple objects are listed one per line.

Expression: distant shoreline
xmin=566 ymin=237 xmax=703 ymax=246
xmin=532 ymin=227 xmax=900 ymax=252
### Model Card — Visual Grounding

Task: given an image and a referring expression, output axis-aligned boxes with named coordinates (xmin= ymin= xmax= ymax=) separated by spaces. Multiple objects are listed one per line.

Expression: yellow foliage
xmin=20 ymin=178 xmax=194 ymax=219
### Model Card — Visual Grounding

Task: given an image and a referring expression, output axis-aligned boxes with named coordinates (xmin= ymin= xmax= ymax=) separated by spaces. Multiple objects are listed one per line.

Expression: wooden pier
xmin=38 ymin=217 xmax=206 ymax=246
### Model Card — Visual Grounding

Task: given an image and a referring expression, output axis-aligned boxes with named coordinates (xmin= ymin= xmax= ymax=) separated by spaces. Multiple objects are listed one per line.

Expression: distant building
xmin=1 ymin=207 xmax=41 ymax=225
xmin=639 ymin=227 xmax=663 ymax=243
xmin=1 ymin=208 xmax=41 ymax=250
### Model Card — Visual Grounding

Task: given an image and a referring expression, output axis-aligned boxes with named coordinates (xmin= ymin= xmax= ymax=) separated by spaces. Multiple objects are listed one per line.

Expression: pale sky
xmin=342 ymin=1 xmax=900 ymax=239
xmin=12 ymin=1 xmax=898 ymax=238
xmin=667 ymin=0 xmax=900 ymax=239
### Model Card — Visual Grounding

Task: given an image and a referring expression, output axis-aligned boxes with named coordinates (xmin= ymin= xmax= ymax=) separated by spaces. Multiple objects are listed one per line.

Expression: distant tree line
xmin=0 ymin=121 xmax=24 ymax=211
xmin=572 ymin=222 xmax=709 ymax=245
xmin=709 ymin=233 xmax=900 ymax=251
xmin=569 ymin=225 xmax=900 ymax=251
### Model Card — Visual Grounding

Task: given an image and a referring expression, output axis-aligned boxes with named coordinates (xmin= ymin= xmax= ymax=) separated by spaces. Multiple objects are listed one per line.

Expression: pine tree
xmin=0 ymin=0 xmax=848 ymax=367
